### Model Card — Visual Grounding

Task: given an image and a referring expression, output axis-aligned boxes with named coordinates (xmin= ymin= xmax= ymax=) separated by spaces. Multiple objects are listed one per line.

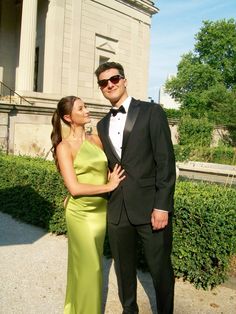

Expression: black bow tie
xmin=110 ymin=105 xmax=126 ymax=116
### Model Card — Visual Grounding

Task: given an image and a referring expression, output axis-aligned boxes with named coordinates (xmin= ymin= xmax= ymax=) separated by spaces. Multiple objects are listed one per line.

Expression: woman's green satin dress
xmin=64 ymin=140 xmax=108 ymax=314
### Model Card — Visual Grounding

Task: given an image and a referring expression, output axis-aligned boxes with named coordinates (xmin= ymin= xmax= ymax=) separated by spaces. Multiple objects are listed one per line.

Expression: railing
xmin=0 ymin=81 xmax=33 ymax=105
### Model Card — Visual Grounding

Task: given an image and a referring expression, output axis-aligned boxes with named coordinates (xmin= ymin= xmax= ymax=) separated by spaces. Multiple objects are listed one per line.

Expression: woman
xmin=51 ymin=96 xmax=125 ymax=314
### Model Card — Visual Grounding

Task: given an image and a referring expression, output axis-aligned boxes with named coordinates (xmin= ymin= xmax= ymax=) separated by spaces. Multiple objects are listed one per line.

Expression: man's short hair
xmin=95 ymin=62 xmax=125 ymax=79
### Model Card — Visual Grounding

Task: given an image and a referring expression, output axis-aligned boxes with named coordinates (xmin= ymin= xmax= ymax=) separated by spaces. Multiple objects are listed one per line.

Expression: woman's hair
xmin=51 ymin=96 xmax=79 ymax=169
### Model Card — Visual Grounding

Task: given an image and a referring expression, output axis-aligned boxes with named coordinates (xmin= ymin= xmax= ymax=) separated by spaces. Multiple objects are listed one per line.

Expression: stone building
xmin=0 ymin=0 xmax=158 ymax=157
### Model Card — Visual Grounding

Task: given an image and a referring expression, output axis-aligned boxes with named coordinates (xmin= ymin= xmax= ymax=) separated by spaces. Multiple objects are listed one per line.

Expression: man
xmin=95 ymin=62 xmax=176 ymax=314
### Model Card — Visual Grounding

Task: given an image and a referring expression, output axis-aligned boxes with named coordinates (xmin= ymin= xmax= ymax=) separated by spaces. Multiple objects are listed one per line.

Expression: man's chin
xmin=105 ymin=94 xmax=119 ymax=104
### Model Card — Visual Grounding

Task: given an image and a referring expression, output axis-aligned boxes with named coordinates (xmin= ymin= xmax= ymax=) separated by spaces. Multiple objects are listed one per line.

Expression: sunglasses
xmin=97 ymin=74 xmax=124 ymax=88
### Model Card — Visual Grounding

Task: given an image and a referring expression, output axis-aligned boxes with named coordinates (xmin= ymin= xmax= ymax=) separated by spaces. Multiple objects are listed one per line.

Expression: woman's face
xmin=70 ymin=99 xmax=90 ymax=126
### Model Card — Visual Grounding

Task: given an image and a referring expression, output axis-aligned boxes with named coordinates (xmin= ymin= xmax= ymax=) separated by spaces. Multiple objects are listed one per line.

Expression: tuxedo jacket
xmin=97 ymin=98 xmax=176 ymax=225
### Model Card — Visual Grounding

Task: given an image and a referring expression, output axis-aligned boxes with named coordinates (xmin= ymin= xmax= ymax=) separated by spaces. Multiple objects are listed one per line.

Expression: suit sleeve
xmin=149 ymin=104 xmax=176 ymax=212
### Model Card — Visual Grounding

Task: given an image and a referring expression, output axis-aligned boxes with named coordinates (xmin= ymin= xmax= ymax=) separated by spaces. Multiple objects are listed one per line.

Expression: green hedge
xmin=0 ymin=153 xmax=67 ymax=234
xmin=172 ymin=181 xmax=236 ymax=289
xmin=178 ymin=115 xmax=214 ymax=147
xmin=174 ymin=144 xmax=236 ymax=165
xmin=164 ymin=108 xmax=182 ymax=120
xmin=0 ymin=154 xmax=235 ymax=289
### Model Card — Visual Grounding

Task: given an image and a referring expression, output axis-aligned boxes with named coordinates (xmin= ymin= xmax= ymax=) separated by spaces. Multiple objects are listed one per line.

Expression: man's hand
xmin=151 ymin=210 xmax=168 ymax=230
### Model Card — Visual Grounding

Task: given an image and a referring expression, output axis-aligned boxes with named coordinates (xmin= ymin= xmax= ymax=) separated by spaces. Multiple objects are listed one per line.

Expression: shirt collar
xmin=110 ymin=96 xmax=132 ymax=119
xmin=121 ymin=96 xmax=132 ymax=112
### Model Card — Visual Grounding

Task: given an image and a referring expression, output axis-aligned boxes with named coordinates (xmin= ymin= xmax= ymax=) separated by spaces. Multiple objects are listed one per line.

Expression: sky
xmin=148 ymin=0 xmax=236 ymax=102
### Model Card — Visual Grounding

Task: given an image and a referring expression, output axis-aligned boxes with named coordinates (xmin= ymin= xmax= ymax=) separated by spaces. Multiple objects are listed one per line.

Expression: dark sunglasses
xmin=97 ymin=74 xmax=124 ymax=88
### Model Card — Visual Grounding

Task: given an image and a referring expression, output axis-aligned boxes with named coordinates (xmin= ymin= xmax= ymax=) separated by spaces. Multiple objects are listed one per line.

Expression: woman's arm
xmin=57 ymin=142 xmax=124 ymax=197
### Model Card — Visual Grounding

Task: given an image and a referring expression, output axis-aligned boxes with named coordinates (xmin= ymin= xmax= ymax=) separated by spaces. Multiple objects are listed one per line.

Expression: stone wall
xmin=0 ymin=103 xmax=53 ymax=158
xmin=0 ymin=111 xmax=8 ymax=151
xmin=0 ymin=100 xmax=112 ymax=159
xmin=1 ymin=101 xmax=180 ymax=159
xmin=1 ymin=101 xmax=229 ymax=161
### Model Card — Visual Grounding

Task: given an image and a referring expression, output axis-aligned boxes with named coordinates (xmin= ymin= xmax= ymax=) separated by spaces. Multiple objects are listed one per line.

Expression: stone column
xmin=43 ymin=0 xmax=65 ymax=94
xmin=16 ymin=0 xmax=38 ymax=92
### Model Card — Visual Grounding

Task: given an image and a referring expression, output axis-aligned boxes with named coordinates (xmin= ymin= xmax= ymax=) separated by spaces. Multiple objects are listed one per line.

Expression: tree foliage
xmin=195 ymin=19 xmax=236 ymax=89
xmin=165 ymin=19 xmax=236 ymax=134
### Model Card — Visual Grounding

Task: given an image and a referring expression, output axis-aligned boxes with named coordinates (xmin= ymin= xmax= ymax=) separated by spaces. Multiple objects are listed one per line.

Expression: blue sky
xmin=148 ymin=0 xmax=236 ymax=102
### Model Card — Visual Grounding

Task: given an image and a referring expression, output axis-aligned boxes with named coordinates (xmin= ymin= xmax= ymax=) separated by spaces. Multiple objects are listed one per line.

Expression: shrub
xmin=174 ymin=145 xmax=192 ymax=162
xmin=174 ymin=144 xmax=236 ymax=165
xmin=227 ymin=125 xmax=236 ymax=147
xmin=178 ymin=115 xmax=213 ymax=147
xmin=0 ymin=154 xmax=235 ymax=289
xmin=172 ymin=181 xmax=236 ymax=289
xmin=104 ymin=180 xmax=236 ymax=289
xmin=0 ymin=154 xmax=67 ymax=234
xmin=164 ymin=108 xmax=182 ymax=120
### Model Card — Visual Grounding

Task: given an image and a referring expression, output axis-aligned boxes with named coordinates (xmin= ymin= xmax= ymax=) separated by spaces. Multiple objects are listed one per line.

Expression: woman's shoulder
xmin=56 ymin=140 xmax=72 ymax=156
xmin=86 ymin=133 xmax=103 ymax=150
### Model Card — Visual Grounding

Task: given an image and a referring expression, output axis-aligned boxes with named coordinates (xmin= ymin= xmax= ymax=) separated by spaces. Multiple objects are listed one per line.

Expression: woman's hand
xmin=107 ymin=164 xmax=125 ymax=191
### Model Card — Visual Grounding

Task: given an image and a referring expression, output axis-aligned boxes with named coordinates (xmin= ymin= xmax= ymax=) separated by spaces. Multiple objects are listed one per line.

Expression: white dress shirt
xmin=109 ymin=96 xmax=132 ymax=158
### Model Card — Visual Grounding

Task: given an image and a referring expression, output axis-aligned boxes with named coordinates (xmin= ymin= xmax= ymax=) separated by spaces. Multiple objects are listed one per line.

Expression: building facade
xmin=0 ymin=0 xmax=158 ymax=157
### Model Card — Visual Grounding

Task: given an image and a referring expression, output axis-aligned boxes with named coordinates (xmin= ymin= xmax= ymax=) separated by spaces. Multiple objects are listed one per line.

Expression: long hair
xmin=51 ymin=96 xmax=79 ymax=170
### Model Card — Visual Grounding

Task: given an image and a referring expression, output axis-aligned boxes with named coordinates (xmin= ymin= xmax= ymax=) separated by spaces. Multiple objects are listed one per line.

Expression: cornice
xmin=116 ymin=0 xmax=159 ymax=16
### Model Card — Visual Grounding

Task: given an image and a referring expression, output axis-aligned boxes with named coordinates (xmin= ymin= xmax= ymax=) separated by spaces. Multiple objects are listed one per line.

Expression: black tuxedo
xmin=97 ymin=98 xmax=176 ymax=314
xmin=97 ymin=98 xmax=176 ymax=223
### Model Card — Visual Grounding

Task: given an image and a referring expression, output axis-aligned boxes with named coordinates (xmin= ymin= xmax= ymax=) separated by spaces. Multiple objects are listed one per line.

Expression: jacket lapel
xmin=122 ymin=98 xmax=140 ymax=156
xmin=101 ymin=113 xmax=121 ymax=161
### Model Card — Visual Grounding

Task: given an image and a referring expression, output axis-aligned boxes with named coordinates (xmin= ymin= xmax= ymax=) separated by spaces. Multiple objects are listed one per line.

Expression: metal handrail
xmin=0 ymin=81 xmax=33 ymax=105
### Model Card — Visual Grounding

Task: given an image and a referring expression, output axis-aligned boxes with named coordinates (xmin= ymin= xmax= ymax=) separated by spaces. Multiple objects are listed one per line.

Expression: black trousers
xmin=108 ymin=205 xmax=174 ymax=314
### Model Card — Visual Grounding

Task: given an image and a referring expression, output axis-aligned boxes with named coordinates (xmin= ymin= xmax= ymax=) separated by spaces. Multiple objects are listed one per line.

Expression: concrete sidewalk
xmin=0 ymin=211 xmax=235 ymax=314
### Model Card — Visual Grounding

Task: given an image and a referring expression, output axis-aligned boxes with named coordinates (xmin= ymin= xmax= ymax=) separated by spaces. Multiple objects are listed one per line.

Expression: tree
xmin=165 ymin=19 xmax=236 ymax=128
xmin=195 ymin=19 xmax=236 ymax=89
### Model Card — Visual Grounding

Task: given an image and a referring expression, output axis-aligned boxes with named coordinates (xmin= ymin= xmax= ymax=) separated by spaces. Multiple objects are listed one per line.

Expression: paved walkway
xmin=0 ymin=212 xmax=235 ymax=314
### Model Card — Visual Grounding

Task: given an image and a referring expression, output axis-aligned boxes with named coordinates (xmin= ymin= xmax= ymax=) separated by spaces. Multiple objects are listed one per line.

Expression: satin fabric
xmin=64 ymin=140 xmax=108 ymax=314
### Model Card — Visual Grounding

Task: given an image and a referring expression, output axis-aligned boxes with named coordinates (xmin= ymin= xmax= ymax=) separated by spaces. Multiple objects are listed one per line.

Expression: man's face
xmin=98 ymin=68 xmax=128 ymax=106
